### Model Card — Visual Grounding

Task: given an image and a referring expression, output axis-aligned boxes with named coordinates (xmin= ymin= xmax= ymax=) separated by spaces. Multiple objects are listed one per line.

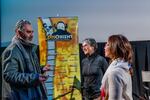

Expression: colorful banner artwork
xmin=37 ymin=17 xmax=82 ymax=100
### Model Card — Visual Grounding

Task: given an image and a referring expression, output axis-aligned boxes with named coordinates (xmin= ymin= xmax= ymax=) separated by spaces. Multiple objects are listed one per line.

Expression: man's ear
xmin=15 ymin=29 xmax=19 ymax=35
xmin=16 ymin=29 xmax=26 ymax=39
xmin=16 ymin=29 xmax=21 ymax=35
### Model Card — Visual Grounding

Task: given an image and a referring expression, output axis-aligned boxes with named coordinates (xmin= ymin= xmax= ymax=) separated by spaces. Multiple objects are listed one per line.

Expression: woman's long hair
xmin=108 ymin=34 xmax=133 ymax=64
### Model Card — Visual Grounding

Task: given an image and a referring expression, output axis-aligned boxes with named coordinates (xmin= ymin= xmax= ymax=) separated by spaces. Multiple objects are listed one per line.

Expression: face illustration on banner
xmin=56 ymin=22 xmax=65 ymax=31
xmin=45 ymin=21 xmax=73 ymax=41
xmin=52 ymin=21 xmax=71 ymax=36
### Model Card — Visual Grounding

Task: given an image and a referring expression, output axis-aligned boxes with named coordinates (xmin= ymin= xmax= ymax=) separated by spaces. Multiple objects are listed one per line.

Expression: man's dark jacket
xmin=2 ymin=38 xmax=47 ymax=100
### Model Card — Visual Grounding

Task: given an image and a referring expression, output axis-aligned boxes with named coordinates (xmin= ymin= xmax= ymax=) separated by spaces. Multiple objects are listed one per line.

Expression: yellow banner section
xmin=38 ymin=17 xmax=82 ymax=100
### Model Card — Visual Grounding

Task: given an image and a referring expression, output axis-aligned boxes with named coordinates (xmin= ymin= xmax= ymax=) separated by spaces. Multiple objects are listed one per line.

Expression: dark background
xmin=1 ymin=40 xmax=150 ymax=100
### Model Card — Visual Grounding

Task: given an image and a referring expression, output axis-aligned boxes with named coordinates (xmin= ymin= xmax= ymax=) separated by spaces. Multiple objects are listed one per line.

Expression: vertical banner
xmin=37 ymin=17 xmax=82 ymax=100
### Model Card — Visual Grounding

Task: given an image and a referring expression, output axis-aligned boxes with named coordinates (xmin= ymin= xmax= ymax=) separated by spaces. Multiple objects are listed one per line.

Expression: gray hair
xmin=15 ymin=19 xmax=31 ymax=32
xmin=82 ymin=38 xmax=98 ymax=50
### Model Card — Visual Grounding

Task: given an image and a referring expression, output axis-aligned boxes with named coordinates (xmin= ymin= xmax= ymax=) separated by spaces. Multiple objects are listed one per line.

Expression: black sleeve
xmin=81 ymin=59 xmax=84 ymax=89
xmin=101 ymin=57 xmax=109 ymax=74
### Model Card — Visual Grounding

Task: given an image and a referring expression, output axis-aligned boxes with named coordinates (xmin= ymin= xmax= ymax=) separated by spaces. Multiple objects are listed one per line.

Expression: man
xmin=2 ymin=19 xmax=50 ymax=100
xmin=81 ymin=38 xmax=108 ymax=100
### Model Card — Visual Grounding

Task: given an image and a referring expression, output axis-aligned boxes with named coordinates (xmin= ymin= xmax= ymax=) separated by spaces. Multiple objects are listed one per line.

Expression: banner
xmin=37 ymin=17 xmax=82 ymax=100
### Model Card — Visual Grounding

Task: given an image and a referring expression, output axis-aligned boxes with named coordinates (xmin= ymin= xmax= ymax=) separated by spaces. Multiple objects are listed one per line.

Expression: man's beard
xmin=25 ymin=38 xmax=33 ymax=44
xmin=25 ymin=36 xmax=33 ymax=44
xmin=18 ymin=35 xmax=33 ymax=44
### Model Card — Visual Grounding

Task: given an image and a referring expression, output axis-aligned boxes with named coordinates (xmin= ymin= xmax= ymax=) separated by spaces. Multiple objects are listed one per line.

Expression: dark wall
xmin=1 ymin=40 xmax=150 ymax=99
xmin=0 ymin=47 xmax=5 ymax=99
xmin=0 ymin=0 xmax=1 ymax=97
xmin=131 ymin=41 xmax=150 ymax=99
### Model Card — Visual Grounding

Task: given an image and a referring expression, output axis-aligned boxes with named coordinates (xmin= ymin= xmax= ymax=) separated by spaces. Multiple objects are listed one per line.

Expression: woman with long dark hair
xmin=100 ymin=34 xmax=133 ymax=100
